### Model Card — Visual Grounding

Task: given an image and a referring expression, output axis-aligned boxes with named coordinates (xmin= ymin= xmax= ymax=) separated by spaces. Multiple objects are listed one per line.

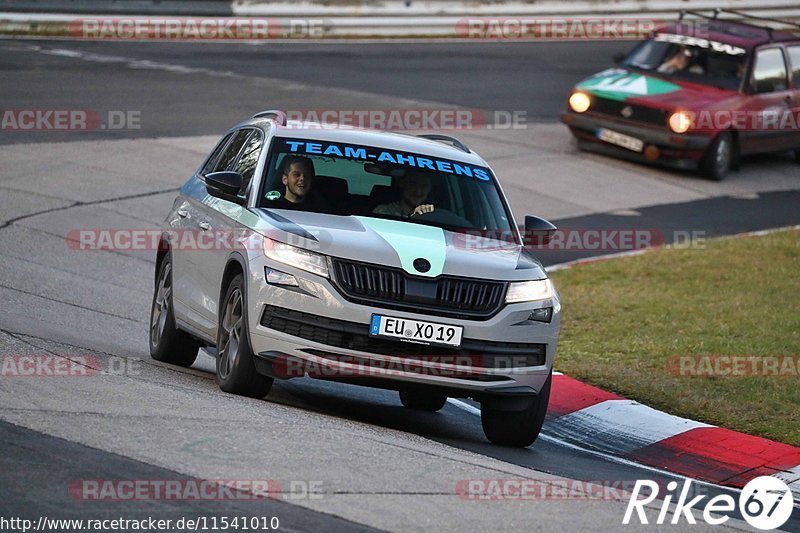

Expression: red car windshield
xmin=623 ymin=33 xmax=748 ymax=90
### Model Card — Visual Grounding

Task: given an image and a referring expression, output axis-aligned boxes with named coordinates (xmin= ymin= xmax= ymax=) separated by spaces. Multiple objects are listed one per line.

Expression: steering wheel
xmin=413 ymin=208 xmax=472 ymax=228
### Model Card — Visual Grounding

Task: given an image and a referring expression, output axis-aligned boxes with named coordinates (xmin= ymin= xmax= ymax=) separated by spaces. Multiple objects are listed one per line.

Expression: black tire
xmin=794 ymin=149 xmax=800 ymax=164
xmin=701 ymin=132 xmax=734 ymax=181
xmin=481 ymin=372 xmax=552 ymax=447
xmin=399 ymin=390 xmax=447 ymax=412
xmin=149 ymin=254 xmax=200 ymax=367
xmin=216 ymin=273 xmax=273 ymax=398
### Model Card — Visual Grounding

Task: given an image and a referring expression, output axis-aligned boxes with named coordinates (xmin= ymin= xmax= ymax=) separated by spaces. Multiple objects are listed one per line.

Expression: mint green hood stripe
xmin=197 ymin=185 xmax=447 ymax=278
xmin=577 ymin=70 xmax=680 ymax=102
xmin=202 ymin=194 xmax=272 ymax=231
xmin=355 ymin=217 xmax=445 ymax=278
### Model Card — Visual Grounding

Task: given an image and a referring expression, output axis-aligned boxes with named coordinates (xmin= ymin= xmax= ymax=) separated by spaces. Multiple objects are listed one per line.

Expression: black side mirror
xmin=613 ymin=52 xmax=626 ymax=65
xmin=524 ymin=215 xmax=557 ymax=246
xmin=205 ymin=171 xmax=245 ymax=205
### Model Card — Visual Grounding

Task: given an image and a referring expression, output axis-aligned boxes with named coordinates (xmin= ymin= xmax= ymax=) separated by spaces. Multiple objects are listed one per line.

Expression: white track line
xmin=446 ymin=397 xmax=800 ymax=509
xmin=551 ymin=399 xmax=712 ymax=454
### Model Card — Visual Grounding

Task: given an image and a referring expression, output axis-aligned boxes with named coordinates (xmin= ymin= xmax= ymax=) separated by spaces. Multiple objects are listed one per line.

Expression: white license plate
xmin=596 ymin=128 xmax=644 ymax=152
xmin=370 ymin=314 xmax=463 ymax=348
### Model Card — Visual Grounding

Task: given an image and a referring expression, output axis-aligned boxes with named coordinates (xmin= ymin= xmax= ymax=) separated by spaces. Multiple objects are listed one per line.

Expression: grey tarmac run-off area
xmin=1 ymin=38 xmax=798 ymax=531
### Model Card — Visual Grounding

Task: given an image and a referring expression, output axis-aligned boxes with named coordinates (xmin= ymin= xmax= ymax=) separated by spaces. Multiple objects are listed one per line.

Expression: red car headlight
xmin=668 ymin=111 xmax=693 ymax=134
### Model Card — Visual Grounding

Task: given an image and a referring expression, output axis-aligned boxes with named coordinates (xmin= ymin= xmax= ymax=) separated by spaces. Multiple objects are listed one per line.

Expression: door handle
xmin=199 ymin=221 xmax=211 ymax=231
xmin=177 ymin=208 xmax=189 ymax=218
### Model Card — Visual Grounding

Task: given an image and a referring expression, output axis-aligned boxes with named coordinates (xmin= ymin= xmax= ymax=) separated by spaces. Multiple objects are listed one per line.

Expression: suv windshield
xmin=258 ymin=137 xmax=516 ymax=236
xmin=623 ymin=32 xmax=748 ymax=90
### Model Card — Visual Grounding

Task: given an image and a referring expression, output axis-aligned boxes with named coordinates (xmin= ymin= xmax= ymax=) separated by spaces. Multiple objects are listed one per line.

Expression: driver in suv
xmin=372 ymin=169 xmax=436 ymax=218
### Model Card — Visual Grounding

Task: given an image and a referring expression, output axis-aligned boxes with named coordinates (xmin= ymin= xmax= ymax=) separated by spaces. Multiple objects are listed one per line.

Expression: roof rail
xmin=717 ymin=8 xmax=800 ymax=30
xmin=252 ymin=110 xmax=287 ymax=125
xmin=678 ymin=9 xmax=719 ymax=22
xmin=415 ymin=134 xmax=470 ymax=153
xmin=678 ymin=8 xmax=800 ymax=42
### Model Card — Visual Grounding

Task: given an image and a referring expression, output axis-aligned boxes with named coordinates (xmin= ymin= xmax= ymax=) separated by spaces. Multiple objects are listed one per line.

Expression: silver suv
xmin=150 ymin=111 xmax=561 ymax=446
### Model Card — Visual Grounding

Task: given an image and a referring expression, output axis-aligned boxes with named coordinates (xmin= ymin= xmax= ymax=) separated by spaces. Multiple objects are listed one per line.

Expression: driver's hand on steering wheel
xmin=410 ymin=204 xmax=434 ymax=217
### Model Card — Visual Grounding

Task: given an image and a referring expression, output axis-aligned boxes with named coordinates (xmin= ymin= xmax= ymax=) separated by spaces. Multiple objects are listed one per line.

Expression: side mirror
xmin=205 ymin=171 xmax=245 ymax=205
xmin=613 ymin=52 xmax=626 ymax=65
xmin=524 ymin=215 xmax=557 ymax=246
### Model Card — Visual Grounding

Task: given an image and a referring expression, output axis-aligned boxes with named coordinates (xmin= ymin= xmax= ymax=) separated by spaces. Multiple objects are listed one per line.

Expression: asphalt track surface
xmin=1 ymin=38 xmax=798 ymax=531
xmin=0 ymin=40 xmax=630 ymax=142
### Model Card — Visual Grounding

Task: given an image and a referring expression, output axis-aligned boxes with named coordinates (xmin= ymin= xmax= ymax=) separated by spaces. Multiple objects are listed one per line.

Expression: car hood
xmin=250 ymin=208 xmax=547 ymax=281
xmin=576 ymin=68 xmax=740 ymax=111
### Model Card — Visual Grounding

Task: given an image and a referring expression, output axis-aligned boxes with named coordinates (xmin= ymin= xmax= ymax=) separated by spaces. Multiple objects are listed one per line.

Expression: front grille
xmin=590 ymin=97 xmax=668 ymax=127
xmin=332 ymin=259 xmax=404 ymax=300
xmin=259 ymin=305 xmax=546 ymax=368
xmin=331 ymin=258 xmax=506 ymax=320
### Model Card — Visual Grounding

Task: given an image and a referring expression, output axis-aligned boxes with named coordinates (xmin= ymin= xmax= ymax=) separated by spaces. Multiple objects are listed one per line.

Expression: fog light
xmin=644 ymin=145 xmax=660 ymax=160
xmin=266 ymin=268 xmax=298 ymax=287
xmin=528 ymin=307 xmax=553 ymax=323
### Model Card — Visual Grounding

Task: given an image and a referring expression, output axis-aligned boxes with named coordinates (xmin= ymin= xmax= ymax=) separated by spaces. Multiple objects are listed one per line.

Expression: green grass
xmin=549 ymin=229 xmax=800 ymax=445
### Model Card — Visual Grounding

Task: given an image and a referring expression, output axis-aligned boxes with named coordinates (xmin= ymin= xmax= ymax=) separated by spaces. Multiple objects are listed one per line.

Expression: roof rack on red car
xmin=678 ymin=9 xmax=717 ymax=21
xmin=717 ymin=9 xmax=800 ymax=31
xmin=252 ymin=110 xmax=288 ymax=125
xmin=678 ymin=8 xmax=800 ymax=42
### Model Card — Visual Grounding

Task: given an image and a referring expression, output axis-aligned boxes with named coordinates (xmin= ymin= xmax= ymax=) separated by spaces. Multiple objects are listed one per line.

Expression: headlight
xmin=668 ymin=111 xmax=692 ymax=133
xmin=506 ymin=279 xmax=554 ymax=303
xmin=568 ymin=92 xmax=591 ymax=113
xmin=263 ymin=237 xmax=328 ymax=278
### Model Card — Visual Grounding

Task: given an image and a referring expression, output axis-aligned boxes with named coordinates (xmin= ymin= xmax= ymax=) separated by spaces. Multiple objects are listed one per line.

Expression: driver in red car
xmin=658 ymin=47 xmax=704 ymax=74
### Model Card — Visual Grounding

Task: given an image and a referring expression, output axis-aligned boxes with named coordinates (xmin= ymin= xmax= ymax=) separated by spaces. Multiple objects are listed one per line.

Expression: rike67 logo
xmin=624 ymin=476 xmax=794 ymax=530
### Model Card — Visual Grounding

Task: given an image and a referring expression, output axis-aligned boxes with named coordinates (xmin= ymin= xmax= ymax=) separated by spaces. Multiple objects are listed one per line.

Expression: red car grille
xmin=590 ymin=96 xmax=669 ymax=127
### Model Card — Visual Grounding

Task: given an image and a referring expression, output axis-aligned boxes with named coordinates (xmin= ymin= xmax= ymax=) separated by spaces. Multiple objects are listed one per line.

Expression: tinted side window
xmin=753 ymin=48 xmax=788 ymax=93
xmin=201 ymin=133 xmax=234 ymax=176
xmin=788 ymin=46 xmax=800 ymax=88
xmin=214 ymin=130 xmax=251 ymax=173
xmin=232 ymin=129 xmax=264 ymax=195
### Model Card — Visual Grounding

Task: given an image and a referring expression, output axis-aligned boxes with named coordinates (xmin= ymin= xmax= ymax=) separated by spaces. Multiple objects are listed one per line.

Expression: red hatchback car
xmin=561 ymin=10 xmax=800 ymax=180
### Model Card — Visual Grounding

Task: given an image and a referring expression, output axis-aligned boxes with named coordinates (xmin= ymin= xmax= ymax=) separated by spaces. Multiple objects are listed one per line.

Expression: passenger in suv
xmin=264 ymin=155 xmax=322 ymax=211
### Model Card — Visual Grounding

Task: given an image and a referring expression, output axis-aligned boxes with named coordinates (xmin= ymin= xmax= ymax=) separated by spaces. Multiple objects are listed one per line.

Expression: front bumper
xmin=561 ymin=111 xmax=712 ymax=170
xmin=245 ymin=257 xmax=559 ymax=397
